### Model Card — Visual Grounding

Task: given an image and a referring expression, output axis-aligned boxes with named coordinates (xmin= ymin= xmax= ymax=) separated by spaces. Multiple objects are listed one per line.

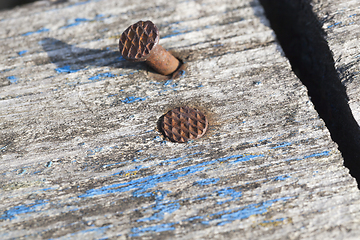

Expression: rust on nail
xmin=119 ymin=20 xmax=180 ymax=76
xmin=160 ymin=106 xmax=208 ymax=143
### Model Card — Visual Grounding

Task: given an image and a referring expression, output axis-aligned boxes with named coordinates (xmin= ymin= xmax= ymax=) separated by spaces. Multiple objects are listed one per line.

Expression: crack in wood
xmin=259 ymin=0 xmax=360 ymax=187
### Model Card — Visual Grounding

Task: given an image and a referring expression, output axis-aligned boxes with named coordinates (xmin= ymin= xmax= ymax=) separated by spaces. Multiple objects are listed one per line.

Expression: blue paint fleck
xmin=187 ymin=216 xmax=204 ymax=221
xmin=202 ymin=197 xmax=292 ymax=226
xmin=327 ymin=22 xmax=342 ymax=28
xmin=164 ymin=80 xmax=173 ymax=86
xmin=46 ymin=161 xmax=52 ymax=167
xmin=61 ymin=18 xmax=89 ymax=29
xmin=304 ymin=151 xmax=329 ymax=159
xmin=271 ymin=142 xmax=292 ymax=149
xmin=0 ymin=200 xmax=48 ymax=220
xmin=75 ymin=18 xmax=88 ymax=22
xmin=117 ymin=56 xmax=126 ymax=61
xmin=121 ymin=96 xmax=147 ymax=104
xmin=285 ymin=150 xmax=330 ymax=162
xmin=262 ymin=217 xmax=287 ymax=223
xmin=22 ymin=28 xmax=49 ymax=36
xmin=7 ymin=76 xmax=18 ymax=84
xmin=55 ymin=65 xmax=81 ymax=73
xmin=273 ymin=175 xmax=291 ymax=181
xmin=216 ymin=188 xmax=242 ymax=205
xmin=79 ymin=153 xmax=262 ymax=199
xmin=89 ymin=72 xmax=116 ymax=81
xmin=216 ymin=154 xmax=264 ymax=164
xmin=18 ymin=50 xmax=28 ymax=56
xmin=178 ymin=70 xmax=186 ymax=78
xmin=195 ymin=178 xmax=219 ymax=186
xmin=41 ymin=187 xmax=57 ymax=191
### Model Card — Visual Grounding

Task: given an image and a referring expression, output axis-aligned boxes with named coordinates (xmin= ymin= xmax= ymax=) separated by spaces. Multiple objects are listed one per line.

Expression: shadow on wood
xmin=40 ymin=37 xmax=145 ymax=73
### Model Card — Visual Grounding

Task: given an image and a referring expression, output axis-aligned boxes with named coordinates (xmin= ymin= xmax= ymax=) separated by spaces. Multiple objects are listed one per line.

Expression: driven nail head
xmin=119 ymin=20 xmax=159 ymax=62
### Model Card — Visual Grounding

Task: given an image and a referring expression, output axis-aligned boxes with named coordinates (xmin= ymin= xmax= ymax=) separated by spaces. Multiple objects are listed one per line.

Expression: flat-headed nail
xmin=160 ymin=106 xmax=208 ymax=143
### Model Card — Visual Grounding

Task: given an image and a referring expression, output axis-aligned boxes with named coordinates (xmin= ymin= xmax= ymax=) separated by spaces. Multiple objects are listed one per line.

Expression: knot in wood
xmin=161 ymin=106 xmax=208 ymax=143
xmin=119 ymin=20 xmax=159 ymax=61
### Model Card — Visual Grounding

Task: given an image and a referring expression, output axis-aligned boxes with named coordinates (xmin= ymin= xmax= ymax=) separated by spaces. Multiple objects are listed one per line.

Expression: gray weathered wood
xmin=1 ymin=0 xmax=360 ymax=239
xmin=313 ymin=0 xmax=360 ymax=123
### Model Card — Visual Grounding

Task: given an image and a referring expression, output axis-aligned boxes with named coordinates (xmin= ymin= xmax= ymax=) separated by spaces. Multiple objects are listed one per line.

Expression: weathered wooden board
xmin=313 ymin=0 xmax=360 ymax=123
xmin=1 ymin=0 xmax=360 ymax=239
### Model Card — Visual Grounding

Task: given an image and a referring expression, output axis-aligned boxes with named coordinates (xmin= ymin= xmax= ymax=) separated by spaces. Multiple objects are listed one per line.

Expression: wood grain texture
xmin=313 ymin=0 xmax=360 ymax=122
xmin=0 ymin=0 xmax=359 ymax=239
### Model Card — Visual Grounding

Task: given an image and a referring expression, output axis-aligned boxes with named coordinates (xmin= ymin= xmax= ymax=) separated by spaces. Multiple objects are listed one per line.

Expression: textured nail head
xmin=119 ymin=20 xmax=159 ymax=62
xmin=160 ymin=106 xmax=208 ymax=143
xmin=119 ymin=20 xmax=180 ymax=75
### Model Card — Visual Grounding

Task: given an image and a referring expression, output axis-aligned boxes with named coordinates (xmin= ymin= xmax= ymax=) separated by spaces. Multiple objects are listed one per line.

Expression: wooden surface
xmin=314 ymin=0 xmax=360 ymax=123
xmin=1 ymin=0 xmax=360 ymax=239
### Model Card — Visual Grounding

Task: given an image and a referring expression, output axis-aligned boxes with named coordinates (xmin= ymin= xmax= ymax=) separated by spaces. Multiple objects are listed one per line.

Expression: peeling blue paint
xmin=121 ymin=96 xmax=147 ymax=104
xmin=273 ymin=175 xmax=291 ymax=181
xmin=61 ymin=14 xmax=110 ymax=29
xmin=18 ymin=50 xmax=28 ymax=56
xmin=117 ymin=56 xmax=126 ymax=61
xmin=0 ymin=200 xmax=48 ymax=220
xmin=55 ymin=65 xmax=81 ymax=73
xmin=195 ymin=178 xmax=219 ymax=186
xmin=7 ymin=76 xmax=18 ymax=84
xmin=61 ymin=18 xmax=89 ymax=29
xmin=22 ymin=28 xmax=49 ymax=36
xmin=271 ymin=142 xmax=292 ymax=149
xmin=304 ymin=151 xmax=329 ymax=159
xmin=89 ymin=72 xmax=116 ymax=81
xmin=41 ymin=187 xmax=57 ymax=191
xmin=262 ymin=217 xmax=287 ymax=223
xmin=130 ymin=196 xmax=293 ymax=236
xmin=327 ymin=22 xmax=342 ymax=28
xmin=285 ymin=150 xmax=330 ymax=162
xmin=216 ymin=188 xmax=242 ymax=205
xmin=79 ymin=153 xmax=262 ymax=199
xmin=202 ymin=197 xmax=292 ymax=226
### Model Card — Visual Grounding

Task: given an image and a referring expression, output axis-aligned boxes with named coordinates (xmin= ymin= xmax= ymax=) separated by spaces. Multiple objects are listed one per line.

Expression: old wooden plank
xmin=313 ymin=0 xmax=360 ymax=122
xmin=0 ymin=0 xmax=359 ymax=239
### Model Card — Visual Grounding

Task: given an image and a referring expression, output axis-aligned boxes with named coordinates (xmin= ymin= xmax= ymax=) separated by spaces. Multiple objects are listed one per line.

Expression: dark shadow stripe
xmin=259 ymin=0 xmax=360 ymax=187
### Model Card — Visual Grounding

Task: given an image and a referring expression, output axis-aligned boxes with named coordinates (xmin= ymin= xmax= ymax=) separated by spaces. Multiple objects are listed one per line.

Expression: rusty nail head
xmin=119 ymin=20 xmax=180 ymax=76
xmin=160 ymin=106 xmax=208 ymax=143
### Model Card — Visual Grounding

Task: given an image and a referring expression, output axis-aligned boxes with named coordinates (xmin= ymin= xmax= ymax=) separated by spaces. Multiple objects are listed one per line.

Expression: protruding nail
xmin=119 ymin=20 xmax=180 ymax=76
